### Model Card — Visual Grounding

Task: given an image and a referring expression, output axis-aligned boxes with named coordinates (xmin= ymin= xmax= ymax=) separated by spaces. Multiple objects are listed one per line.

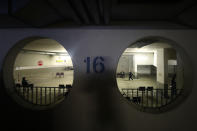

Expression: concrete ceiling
xmin=141 ymin=43 xmax=172 ymax=49
xmin=23 ymin=39 xmax=67 ymax=53
xmin=126 ymin=43 xmax=173 ymax=53
xmin=0 ymin=0 xmax=197 ymax=28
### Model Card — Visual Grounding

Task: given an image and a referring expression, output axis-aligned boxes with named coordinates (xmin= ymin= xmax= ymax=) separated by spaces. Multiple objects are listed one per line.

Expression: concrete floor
xmin=117 ymin=75 xmax=157 ymax=90
xmin=14 ymin=67 xmax=73 ymax=87
xmin=14 ymin=67 xmax=73 ymax=105
xmin=13 ymin=69 xmax=180 ymax=107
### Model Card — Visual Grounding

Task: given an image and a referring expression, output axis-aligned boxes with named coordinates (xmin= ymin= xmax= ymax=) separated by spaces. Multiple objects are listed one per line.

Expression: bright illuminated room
xmin=13 ymin=39 xmax=73 ymax=106
xmin=116 ymin=41 xmax=183 ymax=110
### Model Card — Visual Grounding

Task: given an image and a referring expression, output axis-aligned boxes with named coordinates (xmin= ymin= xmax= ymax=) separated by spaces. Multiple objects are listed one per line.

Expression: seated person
xmin=120 ymin=71 xmax=125 ymax=78
xmin=22 ymin=77 xmax=33 ymax=90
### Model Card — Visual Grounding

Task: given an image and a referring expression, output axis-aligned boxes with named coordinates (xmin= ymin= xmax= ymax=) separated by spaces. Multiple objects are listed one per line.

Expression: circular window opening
xmin=3 ymin=37 xmax=74 ymax=110
xmin=116 ymin=37 xmax=193 ymax=113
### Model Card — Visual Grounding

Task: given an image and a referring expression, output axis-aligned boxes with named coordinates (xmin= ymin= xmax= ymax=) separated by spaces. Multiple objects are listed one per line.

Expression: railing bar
xmin=151 ymin=90 xmax=153 ymax=108
xmin=127 ymin=89 xmax=129 ymax=98
xmin=62 ymin=88 xmax=64 ymax=96
xmin=161 ymin=89 xmax=163 ymax=106
xmin=40 ymin=88 xmax=42 ymax=105
xmin=59 ymin=87 xmax=60 ymax=98
xmin=49 ymin=88 xmax=51 ymax=104
xmin=16 ymin=86 xmax=18 ymax=95
xmin=165 ymin=93 xmax=168 ymax=105
xmin=142 ymin=91 xmax=144 ymax=107
xmin=171 ymin=89 xmax=173 ymax=101
xmin=147 ymin=89 xmax=148 ymax=107
xmin=45 ymin=87 xmax=47 ymax=105
xmin=27 ymin=88 xmax=29 ymax=102
xmin=137 ymin=89 xmax=138 ymax=98
xmin=36 ymin=87 xmax=38 ymax=105
xmin=156 ymin=89 xmax=158 ymax=107
xmin=137 ymin=89 xmax=139 ymax=104
xmin=32 ymin=87 xmax=33 ymax=103
xmin=54 ymin=88 xmax=56 ymax=103
xmin=23 ymin=87 xmax=25 ymax=97
xmin=120 ymin=88 xmax=182 ymax=109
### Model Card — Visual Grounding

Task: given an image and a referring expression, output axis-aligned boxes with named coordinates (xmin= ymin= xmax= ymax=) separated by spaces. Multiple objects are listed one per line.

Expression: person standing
xmin=22 ymin=77 xmax=28 ymax=92
xmin=171 ymin=74 xmax=177 ymax=96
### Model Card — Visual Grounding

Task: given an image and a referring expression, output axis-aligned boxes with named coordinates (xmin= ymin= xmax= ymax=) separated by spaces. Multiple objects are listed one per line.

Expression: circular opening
xmin=116 ymin=36 xmax=193 ymax=113
xmin=3 ymin=37 xmax=74 ymax=110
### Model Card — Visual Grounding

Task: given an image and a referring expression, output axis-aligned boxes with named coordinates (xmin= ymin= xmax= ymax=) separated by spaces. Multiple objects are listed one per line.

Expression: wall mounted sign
xmin=56 ymin=59 xmax=66 ymax=63
xmin=38 ymin=60 xmax=43 ymax=66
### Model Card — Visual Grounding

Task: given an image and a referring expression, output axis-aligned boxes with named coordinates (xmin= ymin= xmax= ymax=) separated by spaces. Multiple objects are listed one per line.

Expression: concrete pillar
xmin=128 ymin=55 xmax=133 ymax=73
xmin=133 ymin=55 xmax=138 ymax=79
xmin=176 ymin=55 xmax=184 ymax=89
xmin=117 ymin=55 xmax=129 ymax=73
xmin=156 ymin=48 xmax=168 ymax=89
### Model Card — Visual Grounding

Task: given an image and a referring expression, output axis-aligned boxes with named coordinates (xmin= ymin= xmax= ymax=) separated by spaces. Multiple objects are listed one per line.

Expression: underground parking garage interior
xmin=10 ymin=38 xmax=74 ymax=109
xmin=0 ymin=0 xmax=197 ymax=131
xmin=116 ymin=37 xmax=187 ymax=112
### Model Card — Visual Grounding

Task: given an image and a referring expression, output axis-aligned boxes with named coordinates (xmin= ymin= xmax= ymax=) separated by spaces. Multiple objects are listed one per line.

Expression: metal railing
xmin=15 ymin=84 xmax=70 ymax=106
xmin=121 ymin=87 xmax=183 ymax=108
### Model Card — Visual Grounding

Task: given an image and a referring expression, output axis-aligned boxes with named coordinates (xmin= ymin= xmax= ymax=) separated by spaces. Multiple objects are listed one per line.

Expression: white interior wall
xmin=134 ymin=53 xmax=154 ymax=65
xmin=117 ymin=55 xmax=131 ymax=73
xmin=153 ymin=51 xmax=157 ymax=67
xmin=168 ymin=60 xmax=177 ymax=65
xmin=132 ymin=52 xmax=154 ymax=75
xmin=14 ymin=52 xmax=73 ymax=70
xmin=117 ymin=52 xmax=154 ymax=74
xmin=118 ymin=47 xmax=178 ymax=78
xmin=137 ymin=65 xmax=151 ymax=74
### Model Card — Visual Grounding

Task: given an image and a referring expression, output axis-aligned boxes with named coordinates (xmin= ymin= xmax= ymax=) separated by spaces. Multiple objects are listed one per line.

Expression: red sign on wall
xmin=38 ymin=60 xmax=43 ymax=66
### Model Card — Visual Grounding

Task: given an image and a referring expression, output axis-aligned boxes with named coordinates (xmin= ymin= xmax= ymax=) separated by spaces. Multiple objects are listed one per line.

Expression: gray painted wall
xmin=0 ymin=28 xmax=196 ymax=131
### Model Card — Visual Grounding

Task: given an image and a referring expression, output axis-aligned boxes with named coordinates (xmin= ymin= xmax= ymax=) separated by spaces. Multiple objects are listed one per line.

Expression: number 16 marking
xmin=84 ymin=56 xmax=105 ymax=73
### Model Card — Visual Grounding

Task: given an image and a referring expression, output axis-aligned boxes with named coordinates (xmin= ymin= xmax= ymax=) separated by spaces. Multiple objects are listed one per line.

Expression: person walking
xmin=129 ymin=72 xmax=134 ymax=80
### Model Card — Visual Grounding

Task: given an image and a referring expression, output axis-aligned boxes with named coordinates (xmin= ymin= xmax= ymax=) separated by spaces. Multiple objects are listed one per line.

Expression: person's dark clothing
xmin=171 ymin=74 xmax=177 ymax=96
xmin=22 ymin=77 xmax=33 ymax=90
xmin=22 ymin=77 xmax=28 ymax=87
xmin=129 ymin=72 xmax=133 ymax=80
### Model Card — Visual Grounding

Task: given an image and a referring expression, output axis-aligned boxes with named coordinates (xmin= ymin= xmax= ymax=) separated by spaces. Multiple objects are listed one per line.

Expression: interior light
xmin=134 ymin=55 xmax=148 ymax=61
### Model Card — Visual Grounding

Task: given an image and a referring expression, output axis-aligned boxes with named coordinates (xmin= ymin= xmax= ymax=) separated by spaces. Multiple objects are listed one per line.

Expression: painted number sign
xmin=84 ymin=56 xmax=105 ymax=73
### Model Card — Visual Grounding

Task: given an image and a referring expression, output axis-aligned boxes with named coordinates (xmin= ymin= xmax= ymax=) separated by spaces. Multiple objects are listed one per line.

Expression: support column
xmin=128 ymin=55 xmax=133 ymax=73
xmin=133 ymin=55 xmax=138 ymax=79
xmin=156 ymin=49 xmax=168 ymax=90
xmin=177 ymin=55 xmax=184 ymax=89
